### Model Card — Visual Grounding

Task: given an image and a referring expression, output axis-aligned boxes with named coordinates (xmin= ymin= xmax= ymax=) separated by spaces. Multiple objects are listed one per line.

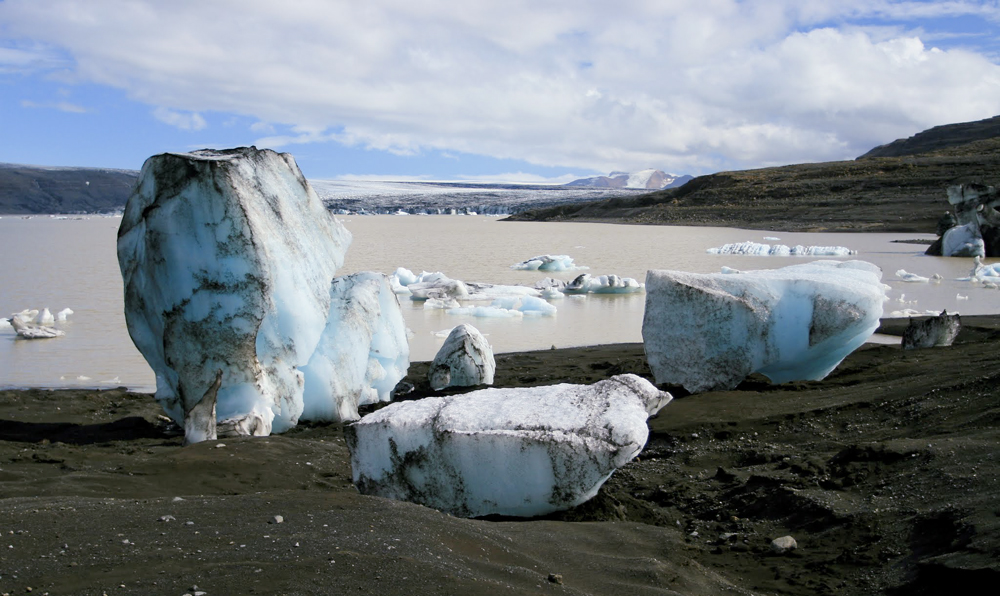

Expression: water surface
xmin=2 ymin=215 xmax=997 ymax=391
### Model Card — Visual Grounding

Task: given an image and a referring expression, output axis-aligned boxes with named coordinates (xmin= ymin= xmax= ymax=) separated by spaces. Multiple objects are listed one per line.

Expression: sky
xmin=2 ymin=0 xmax=1000 ymax=183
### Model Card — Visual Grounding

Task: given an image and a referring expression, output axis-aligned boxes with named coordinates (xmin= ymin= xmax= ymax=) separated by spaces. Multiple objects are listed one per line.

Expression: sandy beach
xmin=1 ymin=316 xmax=998 ymax=595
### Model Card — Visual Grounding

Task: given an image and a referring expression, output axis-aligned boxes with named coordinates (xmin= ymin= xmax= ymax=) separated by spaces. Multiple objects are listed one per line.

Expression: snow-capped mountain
xmin=565 ymin=170 xmax=692 ymax=190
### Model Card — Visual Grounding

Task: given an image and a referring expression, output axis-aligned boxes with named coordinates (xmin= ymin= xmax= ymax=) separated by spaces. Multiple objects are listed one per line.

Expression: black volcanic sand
xmin=2 ymin=318 xmax=1000 ymax=595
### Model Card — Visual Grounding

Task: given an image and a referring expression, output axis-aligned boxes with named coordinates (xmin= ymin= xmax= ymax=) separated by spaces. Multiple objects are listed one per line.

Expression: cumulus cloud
xmin=1 ymin=0 xmax=1000 ymax=174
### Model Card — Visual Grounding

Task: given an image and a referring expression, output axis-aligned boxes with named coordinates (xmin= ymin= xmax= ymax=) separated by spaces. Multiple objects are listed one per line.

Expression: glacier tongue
xmin=345 ymin=374 xmax=672 ymax=518
xmin=642 ymin=261 xmax=886 ymax=392
xmin=117 ymin=147 xmax=352 ymax=435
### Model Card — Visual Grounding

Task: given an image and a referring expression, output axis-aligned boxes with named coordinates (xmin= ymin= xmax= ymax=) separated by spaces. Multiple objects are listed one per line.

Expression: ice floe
xmin=511 ymin=254 xmax=588 ymax=271
xmin=707 ymin=241 xmax=856 ymax=257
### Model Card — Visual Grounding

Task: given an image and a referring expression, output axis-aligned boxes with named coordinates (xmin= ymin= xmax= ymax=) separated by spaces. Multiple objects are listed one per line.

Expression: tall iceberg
xmin=117 ymin=147 xmax=372 ymax=435
xmin=642 ymin=261 xmax=886 ymax=392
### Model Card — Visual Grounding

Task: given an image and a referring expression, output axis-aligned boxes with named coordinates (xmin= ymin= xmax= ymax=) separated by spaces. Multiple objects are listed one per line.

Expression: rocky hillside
xmin=859 ymin=115 xmax=1000 ymax=159
xmin=509 ymin=132 xmax=1000 ymax=234
xmin=0 ymin=163 xmax=138 ymax=214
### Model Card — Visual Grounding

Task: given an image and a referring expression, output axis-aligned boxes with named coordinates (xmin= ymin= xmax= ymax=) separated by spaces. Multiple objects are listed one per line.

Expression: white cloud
xmin=2 ymin=0 xmax=1000 ymax=174
xmin=152 ymin=107 xmax=207 ymax=131
xmin=20 ymin=99 xmax=87 ymax=113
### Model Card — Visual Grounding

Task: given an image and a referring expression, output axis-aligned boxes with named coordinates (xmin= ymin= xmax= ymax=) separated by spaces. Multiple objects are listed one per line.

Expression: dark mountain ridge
xmin=0 ymin=163 xmax=139 ymax=215
xmin=509 ymin=119 xmax=1000 ymax=233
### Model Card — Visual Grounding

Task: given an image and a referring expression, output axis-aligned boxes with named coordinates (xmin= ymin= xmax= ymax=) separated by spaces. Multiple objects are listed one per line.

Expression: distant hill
xmin=509 ymin=134 xmax=1000 ymax=233
xmin=0 ymin=163 xmax=138 ymax=215
xmin=859 ymin=115 xmax=1000 ymax=159
xmin=566 ymin=170 xmax=692 ymax=190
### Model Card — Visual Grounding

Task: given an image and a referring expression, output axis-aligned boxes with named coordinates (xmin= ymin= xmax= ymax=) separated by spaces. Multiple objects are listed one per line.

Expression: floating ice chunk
xmin=300 ymin=272 xmax=409 ymax=423
xmin=9 ymin=314 xmax=65 ymax=339
xmin=589 ymin=274 xmax=643 ymax=294
xmin=895 ymin=269 xmax=930 ymax=283
xmin=541 ymin=288 xmax=565 ymax=299
xmin=464 ymin=283 xmax=541 ymax=301
xmin=447 ymin=305 xmax=523 ymax=318
xmin=56 ymin=308 xmax=74 ymax=322
xmin=511 ymin=255 xmax=587 ymax=271
xmin=117 ymin=147 xmax=352 ymax=434
xmin=708 ymin=241 xmax=856 ymax=257
xmin=517 ymin=295 xmax=557 ymax=316
xmin=346 ymin=374 xmax=672 ymax=517
xmin=942 ymin=223 xmax=984 ymax=257
xmin=408 ymin=273 xmax=469 ymax=301
xmin=424 ymin=297 xmax=460 ymax=310
xmin=393 ymin=267 xmax=419 ymax=286
xmin=428 ymin=324 xmax=495 ymax=390
xmin=957 ymin=294 xmax=969 ymax=300
xmin=764 ymin=236 xmax=781 ymax=241
xmin=35 ymin=308 xmax=55 ymax=326
xmin=970 ymin=256 xmax=1000 ymax=280
xmin=643 ymin=260 xmax=886 ymax=392
xmin=564 ymin=273 xmax=644 ymax=294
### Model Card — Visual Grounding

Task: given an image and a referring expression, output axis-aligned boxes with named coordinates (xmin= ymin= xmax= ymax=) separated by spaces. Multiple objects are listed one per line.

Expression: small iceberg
xmin=895 ymin=269 xmax=931 ymax=283
xmin=511 ymin=255 xmax=588 ymax=271
xmin=707 ymin=241 xmax=855 ymax=257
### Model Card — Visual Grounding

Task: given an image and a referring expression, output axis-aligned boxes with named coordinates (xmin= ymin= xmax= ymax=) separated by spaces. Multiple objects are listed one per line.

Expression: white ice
xmin=895 ymin=269 xmax=931 ymax=283
xmin=511 ymin=254 xmax=588 ymax=271
xmin=346 ymin=374 xmax=672 ymax=517
xmin=643 ymin=260 xmax=886 ymax=392
xmin=707 ymin=241 xmax=856 ymax=257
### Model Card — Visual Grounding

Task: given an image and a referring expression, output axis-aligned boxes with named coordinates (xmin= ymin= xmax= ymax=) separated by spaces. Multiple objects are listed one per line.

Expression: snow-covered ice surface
xmin=300 ymin=272 xmax=409 ymax=423
xmin=707 ymin=241 xmax=856 ymax=257
xmin=117 ymin=147 xmax=353 ymax=435
xmin=643 ymin=261 xmax=886 ymax=393
xmin=346 ymin=374 xmax=672 ymax=518
xmin=428 ymin=324 xmax=495 ymax=390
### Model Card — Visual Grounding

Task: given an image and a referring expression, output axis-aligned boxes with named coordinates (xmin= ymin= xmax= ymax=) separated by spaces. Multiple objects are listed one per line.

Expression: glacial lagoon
xmin=2 ymin=214 xmax=998 ymax=391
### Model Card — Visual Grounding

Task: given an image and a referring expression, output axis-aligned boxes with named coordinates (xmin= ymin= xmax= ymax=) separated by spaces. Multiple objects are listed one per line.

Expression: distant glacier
xmin=310 ymin=179 xmax=653 ymax=216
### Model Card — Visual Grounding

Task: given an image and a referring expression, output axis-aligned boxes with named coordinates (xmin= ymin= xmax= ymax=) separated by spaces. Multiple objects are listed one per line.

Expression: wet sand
xmin=2 ymin=317 xmax=999 ymax=595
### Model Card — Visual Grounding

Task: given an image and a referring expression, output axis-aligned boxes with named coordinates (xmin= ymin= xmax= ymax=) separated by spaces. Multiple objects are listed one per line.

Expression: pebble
xmin=159 ymin=515 xmax=176 ymax=522
xmin=770 ymin=535 xmax=798 ymax=554
xmin=547 ymin=573 xmax=563 ymax=585
xmin=270 ymin=515 xmax=284 ymax=524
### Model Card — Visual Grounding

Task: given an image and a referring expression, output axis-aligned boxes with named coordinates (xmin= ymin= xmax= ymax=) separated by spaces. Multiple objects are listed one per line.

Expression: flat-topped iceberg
xmin=707 ymin=241 xmax=856 ymax=257
xmin=118 ymin=147 xmax=407 ymax=439
xmin=346 ymin=374 xmax=672 ymax=518
xmin=643 ymin=261 xmax=886 ymax=392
